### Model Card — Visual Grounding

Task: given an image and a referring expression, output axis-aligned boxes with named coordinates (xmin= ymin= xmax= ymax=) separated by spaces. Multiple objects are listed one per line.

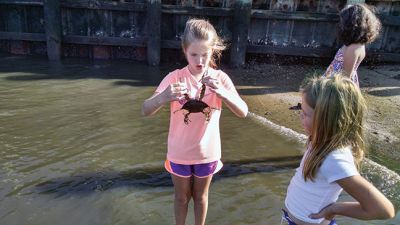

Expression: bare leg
xmin=172 ymin=174 xmax=192 ymax=225
xmin=192 ymin=175 xmax=213 ymax=225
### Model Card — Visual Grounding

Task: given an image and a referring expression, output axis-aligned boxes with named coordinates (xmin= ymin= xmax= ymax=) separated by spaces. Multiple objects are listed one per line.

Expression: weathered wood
xmin=27 ymin=6 xmax=45 ymax=33
xmin=0 ymin=0 xmax=43 ymax=6
xmin=247 ymin=45 xmax=336 ymax=57
xmin=6 ymin=5 xmax=25 ymax=32
xmin=379 ymin=14 xmax=400 ymax=26
xmin=251 ymin=10 xmax=339 ymax=22
xmin=162 ymin=5 xmax=233 ymax=17
xmin=147 ymin=0 xmax=161 ymax=66
xmin=346 ymin=0 xmax=365 ymax=5
xmin=230 ymin=0 xmax=252 ymax=67
xmin=60 ymin=0 xmax=146 ymax=12
xmin=0 ymin=31 xmax=45 ymax=41
xmin=67 ymin=8 xmax=88 ymax=36
xmin=161 ymin=40 xmax=181 ymax=49
xmin=43 ymin=0 xmax=61 ymax=60
xmin=63 ymin=35 xmax=146 ymax=46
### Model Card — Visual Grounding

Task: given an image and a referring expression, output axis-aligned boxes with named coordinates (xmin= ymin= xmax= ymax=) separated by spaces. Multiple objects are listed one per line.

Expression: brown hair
xmin=301 ymin=74 xmax=366 ymax=181
xmin=182 ymin=18 xmax=226 ymax=68
xmin=337 ymin=3 xmax=382 ymax=46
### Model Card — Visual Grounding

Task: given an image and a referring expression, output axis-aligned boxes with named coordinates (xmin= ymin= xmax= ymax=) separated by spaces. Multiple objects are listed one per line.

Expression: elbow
xmin=370 ymin=202 xmax=396 ymax=220
xmin=238 ymin=106 xmax=248 ymax=118
xmin=141 ymin=105 xmax=150 ymax=117
xmin=382 ymin=204 xmax=395 ymax=219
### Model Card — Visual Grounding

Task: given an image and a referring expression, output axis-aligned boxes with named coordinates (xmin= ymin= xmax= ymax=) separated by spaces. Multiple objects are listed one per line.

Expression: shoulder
xmin=210 ymin=68 xmax=228 ymax=79
xmin=320 ymin=146 xmax=359 ymax=182
xmin=344 ymin=44 xmax=365 ymax=55
xmin=163 ymin=67 xmax=189 ymax=81
xmin=324 ymin=146 xmax=355 ymax=165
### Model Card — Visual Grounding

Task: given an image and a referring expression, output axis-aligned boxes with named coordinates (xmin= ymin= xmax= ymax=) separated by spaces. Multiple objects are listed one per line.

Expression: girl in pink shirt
xmin=141 ymin=19 xmax=248 ymax=225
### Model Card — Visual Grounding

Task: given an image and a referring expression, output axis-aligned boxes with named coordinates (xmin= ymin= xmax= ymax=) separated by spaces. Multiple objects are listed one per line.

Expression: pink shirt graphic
xmin=155 ymin=66 xmax=239 ymax=164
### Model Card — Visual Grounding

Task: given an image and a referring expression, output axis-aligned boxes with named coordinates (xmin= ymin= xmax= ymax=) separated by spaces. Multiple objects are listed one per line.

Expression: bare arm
xmin=141 ymin=92 xmax=166 ymax=116
xmin=310 ymin=175 xmax=395 ymax=220
xmin=141 ymin=82 xmax=187 ymax=116
xmin=221 ymin=92 xmax=248 ymax=118
xmin=343 ymin=45 xmax=365 ymax=78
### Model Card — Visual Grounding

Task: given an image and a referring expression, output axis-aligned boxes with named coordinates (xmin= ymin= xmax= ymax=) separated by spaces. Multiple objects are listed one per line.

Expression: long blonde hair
xmin=302 ymin=75 xmax=366 ymax=181
xmin=182 ymin=18 xmax=226 ymax=68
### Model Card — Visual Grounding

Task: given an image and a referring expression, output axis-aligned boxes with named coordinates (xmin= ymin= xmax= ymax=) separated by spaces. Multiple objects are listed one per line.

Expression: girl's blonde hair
xmin=182 ymin=18 xmax=226 ymax=68
xmin=301 ymin=75 xmax=366 ymax=181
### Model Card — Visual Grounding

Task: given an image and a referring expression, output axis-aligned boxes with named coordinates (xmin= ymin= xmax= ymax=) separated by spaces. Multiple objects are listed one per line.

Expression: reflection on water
xmin=0 ymin=54 xmax=398 ymax=225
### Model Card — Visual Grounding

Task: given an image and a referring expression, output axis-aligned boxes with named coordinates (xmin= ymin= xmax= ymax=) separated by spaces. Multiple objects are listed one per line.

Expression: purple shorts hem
xmin=164 ymin=160 xmax=223 ymax=178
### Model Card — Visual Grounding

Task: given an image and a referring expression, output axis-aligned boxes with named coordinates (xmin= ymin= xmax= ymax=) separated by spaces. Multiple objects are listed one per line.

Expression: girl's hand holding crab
xmin=161 ymin=81 xmax=187 ymax=102
xmin=202 ymin=76 xmax=229 ymax=99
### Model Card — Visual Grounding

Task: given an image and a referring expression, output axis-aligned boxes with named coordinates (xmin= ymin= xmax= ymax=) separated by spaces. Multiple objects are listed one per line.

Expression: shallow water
xmin=0 ymin=55 xmax=398 ymax=225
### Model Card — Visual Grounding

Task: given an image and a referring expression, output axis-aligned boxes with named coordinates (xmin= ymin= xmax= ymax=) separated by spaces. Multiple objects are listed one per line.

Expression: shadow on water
xmin=32 ymin=156 xmax=301 ymax=197
xmin=0 ymin=54 xmax=171 ymax=87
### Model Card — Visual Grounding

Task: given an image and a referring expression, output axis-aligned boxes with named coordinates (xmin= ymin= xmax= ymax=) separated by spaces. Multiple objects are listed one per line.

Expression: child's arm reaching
xmin=309 ymin=175 xmax=395 ymax=221
xmin=141 ymin=82 xmax=187 ymax=116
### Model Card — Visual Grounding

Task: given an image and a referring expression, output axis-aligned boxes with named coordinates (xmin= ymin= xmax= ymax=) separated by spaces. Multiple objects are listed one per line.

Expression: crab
xmin=174 ymin=82 xmax=215 ymax=125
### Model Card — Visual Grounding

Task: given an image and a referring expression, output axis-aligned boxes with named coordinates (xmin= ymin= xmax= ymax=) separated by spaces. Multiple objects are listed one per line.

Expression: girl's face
xmin=184 ymin=40 xmax=213 ymax=76
xmin=300 ymin=94 xmax=315 ymax=135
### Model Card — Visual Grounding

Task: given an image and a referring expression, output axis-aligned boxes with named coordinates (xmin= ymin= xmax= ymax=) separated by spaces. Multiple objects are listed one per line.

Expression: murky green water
xmin=0 ymin=55 xmax=398 ymax=225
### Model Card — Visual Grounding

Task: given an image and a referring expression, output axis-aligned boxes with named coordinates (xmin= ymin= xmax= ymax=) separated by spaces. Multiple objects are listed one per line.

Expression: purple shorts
xmin=164 ymin=160 xmax=223 ymax=178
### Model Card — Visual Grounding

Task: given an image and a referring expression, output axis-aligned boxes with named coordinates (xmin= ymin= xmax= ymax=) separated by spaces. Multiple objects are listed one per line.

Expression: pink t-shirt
xmin=155 ymin=66 xmax=239 ymax=164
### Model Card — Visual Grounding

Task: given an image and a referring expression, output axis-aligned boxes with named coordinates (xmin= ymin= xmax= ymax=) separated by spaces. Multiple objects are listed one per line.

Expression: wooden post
xmin=146 ymin=0 xmax=161 ymax=66
xmin=346 ymin=0 xmax=365 ymax=5
xmin=230 ymin=0 xmax=252 ymax=68
xmin=43 ymin=0 xmax=61 ymax=61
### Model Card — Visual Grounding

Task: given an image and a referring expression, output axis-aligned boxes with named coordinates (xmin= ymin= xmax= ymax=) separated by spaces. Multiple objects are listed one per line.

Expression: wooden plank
xmin=230 ymin=0 xmax=252 ymax=67
xmin=43 ymin=0 xmax=62 ymax=60
xmin=112 ymin=11 xmax=130 ymax=37
xmin=247 ymin=44 xmax=336 ymax=57
xmin=0 ymin=31 xmax=45 ymax=41
xmin=6 ymin=5 xmax=25 ymax=32
xmin=0 ymin=5 xmax=5 ymax=31
xmin=0 ymin=0 xmax=43 ymax=6
xmin=161 ymin=39 xmax=181 ymax=49
xmin=346 ymin=0 xmax=365 ymax=5
xmin=251 ymin=10 xmax=339 ymax=22
xmin=162 ymin=5 xmax=233 ymax=16
xmin=67 ymin=8 xmax=88 ymax=36
xmin=60 ymin=0 xmax=146 ymax=12
xmin=379 ymin=14 xmax=400 ymax=26
xmin=147 ymin=0 xmax=161 ymax=66
xmin=27 ymin=6 xmax=45 ymax=33
xmin=63 ymin=35 xmax=146 ymax=47
xmin=290 ymin=20 xmax=314 ymax=47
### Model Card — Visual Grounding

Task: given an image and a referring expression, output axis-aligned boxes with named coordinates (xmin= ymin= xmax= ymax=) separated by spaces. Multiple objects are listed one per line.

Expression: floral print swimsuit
xmin=323 ymin=46 xmax=360 ymax=87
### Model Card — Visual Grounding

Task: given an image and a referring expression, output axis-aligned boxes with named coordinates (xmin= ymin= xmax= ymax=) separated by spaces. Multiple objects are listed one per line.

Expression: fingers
xmin=202 ymin=76 xmax=220 ymax=89
xmin=169 ymin=82 xmax=187 ymax=101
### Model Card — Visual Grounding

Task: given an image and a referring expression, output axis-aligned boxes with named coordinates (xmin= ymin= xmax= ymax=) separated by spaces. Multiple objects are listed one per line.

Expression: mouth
xmin=196 ymin=65 xmax=203 ymax=69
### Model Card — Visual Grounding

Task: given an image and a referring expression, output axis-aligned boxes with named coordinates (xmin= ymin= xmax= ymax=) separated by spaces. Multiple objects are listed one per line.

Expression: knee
xmin=175 ymin=193 xmax=191 ymax=206
xmin=193 ymin=193 xmax=208 ymax=205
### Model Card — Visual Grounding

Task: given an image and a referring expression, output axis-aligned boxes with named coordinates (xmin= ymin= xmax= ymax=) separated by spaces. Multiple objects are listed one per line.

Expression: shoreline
xmin=225 ymin=63 xmax=400 ymax=175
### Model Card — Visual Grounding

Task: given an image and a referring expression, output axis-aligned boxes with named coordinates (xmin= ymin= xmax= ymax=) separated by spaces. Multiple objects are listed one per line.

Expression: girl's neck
xmin=187 ymin=66 xmax=207 ymax=82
